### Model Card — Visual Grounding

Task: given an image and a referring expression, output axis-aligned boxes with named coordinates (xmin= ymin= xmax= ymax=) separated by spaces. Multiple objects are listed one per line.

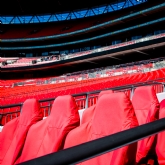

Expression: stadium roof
xmin=0 ymin=0 xmax=146 ymax=16
xmin=0 ymin=0 xmax=147 ymax=24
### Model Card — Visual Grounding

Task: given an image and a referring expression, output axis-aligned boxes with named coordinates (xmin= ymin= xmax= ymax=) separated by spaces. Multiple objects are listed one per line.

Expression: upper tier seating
xmin=64 ymin=92 xmax=138 ymax=165
xmin=132 ymin=86 xmax=160 ymax=164
xmin=18 ymin=95 xmax=80 ymax=163
xmin=0 ymin=99 xmax=43 ymax=165
xmin=156 ymin=99 xmax=165 ymax=165
xmin=1 ymin=58 xmax=153 ymax=84
xmin=0 ymin=46 xmax=155 ymax=69
xmin=1 ymin=56 xmax=58 ymax=68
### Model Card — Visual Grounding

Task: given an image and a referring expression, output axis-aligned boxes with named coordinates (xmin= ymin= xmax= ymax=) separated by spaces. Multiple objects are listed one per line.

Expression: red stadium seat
xmin=98 ymin=90 xmax=113 ymax=99
xmin=132 ymin=86 xmax=160 ymax=163
xmin=64 ymin=92 xmax=138 ymax=165
xmin=19 ymin=95 xmax=80 ymax=163
xmin=0 ymin=117 xmax=19 ymax=164
xmin=156 ymin=99 xmax=165 ymax=165
xmin=81 ymin=90 xmax=113 ymax=124
xmin=0 ymin=99 xmax=43 ymax=165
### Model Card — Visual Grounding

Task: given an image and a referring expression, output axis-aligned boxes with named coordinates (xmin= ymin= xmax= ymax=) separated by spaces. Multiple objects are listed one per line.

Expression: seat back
xmin=0 ymin=99 xmax=43 ymax=165
xmin=132 ymin=86 xmax=159 ymax=163
xmin=64 ymin=92 xmax=138 ymax=165
xmin=0 ymin=117 xmax=19 ymax=165
xmin=81 ymin=105 xmax=95 ymax=124
xmin=98 ymin=90 xmax=113 ymax=99
xmin=81 ymin=90 xmax=113 ymax=125
xmin=156 ymin=99 xmax=165 ymax=165
xmin=19 ymin=95 xmax=80 ymax=163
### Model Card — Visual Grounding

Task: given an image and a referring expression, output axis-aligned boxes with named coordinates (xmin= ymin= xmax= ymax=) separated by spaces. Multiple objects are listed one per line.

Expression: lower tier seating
xmin=1 ymin=67 xmax=165 ymax=125
xmin=1 ymin=86 xmax=165 ymax=165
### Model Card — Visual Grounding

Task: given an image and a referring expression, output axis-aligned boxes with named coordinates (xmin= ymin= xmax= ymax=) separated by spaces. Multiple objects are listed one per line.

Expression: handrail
xmin=18 ymin=118 xmax=165 ymax=165
xmin=0 ymin=103 xmax=23 ymax=109
xmin=0 ymin=110 xmax=21 ymax=116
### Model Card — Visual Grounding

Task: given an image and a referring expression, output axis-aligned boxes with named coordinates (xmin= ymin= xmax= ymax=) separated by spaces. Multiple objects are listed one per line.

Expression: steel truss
xmin=0 ymin=0 xmax=147 ymax=24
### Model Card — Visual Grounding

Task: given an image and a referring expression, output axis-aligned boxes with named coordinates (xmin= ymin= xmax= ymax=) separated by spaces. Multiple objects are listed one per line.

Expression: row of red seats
xmin=1 ymin=68 xmax=165 ymax=106
xmin=0 ymin=69 xmax=164 ymax=126
xmin=0 ymin=89 xmax=131 ymax=126
xmin=0 ymin=77 xmax=105 ymax=105
xmin=64 ymin=86 xmax=160 ymax=165
xmin=0 ymin=95 xmax=79 ymax=165
xmin=0 ymin=86 xmax=165 ymax=164
xmin=0 ymin=75 xmax=59 ymax=88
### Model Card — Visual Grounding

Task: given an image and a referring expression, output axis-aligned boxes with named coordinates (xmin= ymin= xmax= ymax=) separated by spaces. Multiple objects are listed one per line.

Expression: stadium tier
xmin=0 ymin=12 xmax=119 ymax=40
xmin=1 ymin=32 xmax=165 ymax=68
xmin=1 ymin=0 xmax=165 ymax=164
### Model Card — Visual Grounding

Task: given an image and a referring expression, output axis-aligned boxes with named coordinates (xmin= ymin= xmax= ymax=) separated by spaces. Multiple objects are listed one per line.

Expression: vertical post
xmin=20 ymin=104 xmax=22 ymax=113
xmin=163 ymin=84 xmax=165 ymax=92
xmin=44 ymin=108 xmax=46 ymax=117
xmin=0 ymin=114 xmax=2 ymax=125
xmin=85 ymin=94 xmax=89 ymax=109
xmin=5 ymin=115 xmax=8 ymax=125
xmin=48 ymin=102 xmax=51 ymax=116
xmin=130 ymin=86 xmax=134 ymax=101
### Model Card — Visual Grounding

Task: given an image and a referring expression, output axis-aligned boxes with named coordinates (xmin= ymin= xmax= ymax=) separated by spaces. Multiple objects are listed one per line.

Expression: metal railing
xmin=18 ymin=118 xmax=165 ymax=165
xmin=1 ymin=80 xmax=165 ymax=125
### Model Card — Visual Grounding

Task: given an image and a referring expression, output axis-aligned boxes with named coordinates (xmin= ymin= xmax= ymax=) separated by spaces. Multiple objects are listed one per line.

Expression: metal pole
xmin=85 ymin=94 xmax=89 ymax=109
xmin=163 ymin=84 xmax=165 ymax=92
xmin=130 ymin=86 xmax=134 ymax=100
